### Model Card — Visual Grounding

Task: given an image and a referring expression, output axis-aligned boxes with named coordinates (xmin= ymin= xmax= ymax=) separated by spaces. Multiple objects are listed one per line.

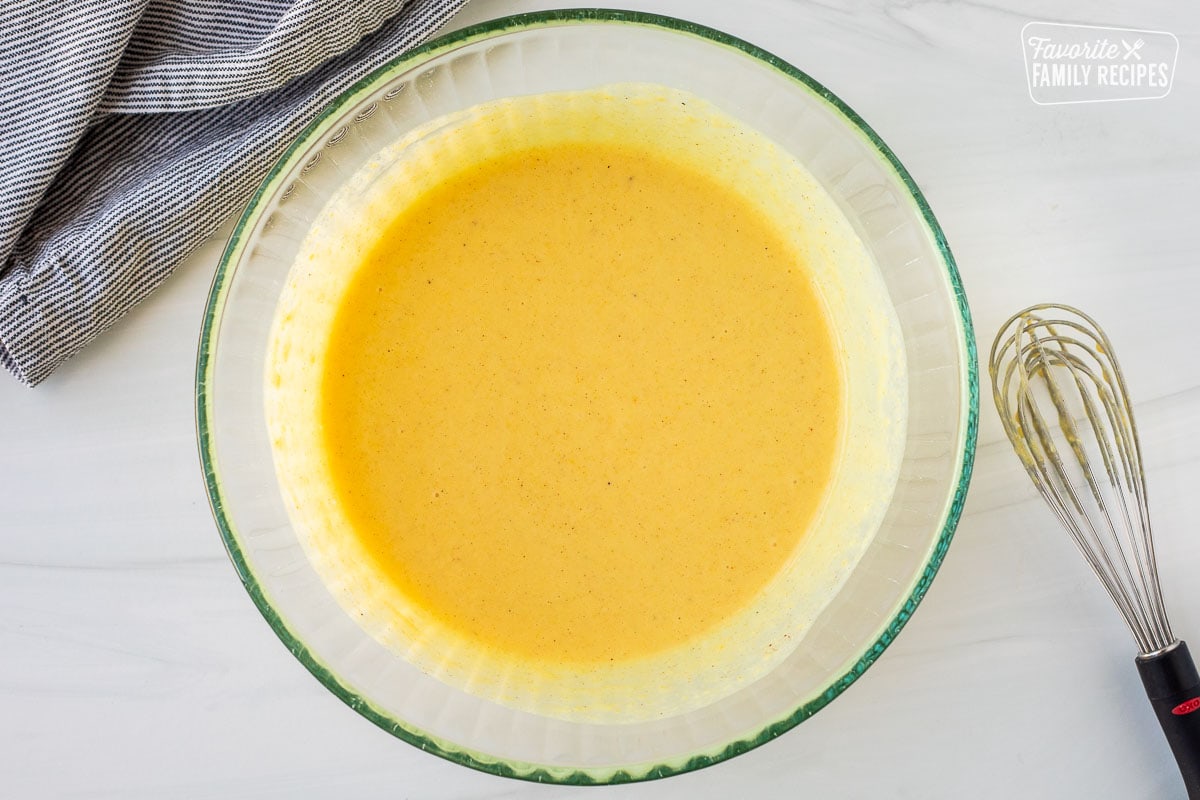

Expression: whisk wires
xmin=990 ymin=304 xmax=1174 ymax=655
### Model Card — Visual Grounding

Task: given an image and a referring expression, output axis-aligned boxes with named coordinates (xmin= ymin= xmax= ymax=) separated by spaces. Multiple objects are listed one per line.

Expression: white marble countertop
xmin=3 ymin=0 xmax=1197 ymax=797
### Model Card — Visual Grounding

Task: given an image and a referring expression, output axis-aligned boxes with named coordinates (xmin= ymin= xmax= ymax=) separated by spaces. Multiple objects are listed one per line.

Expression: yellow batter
xmin=321 ymin=142 xmax=841 ymax=666
xmin=266 ymin=84 xmax=906 ymax=722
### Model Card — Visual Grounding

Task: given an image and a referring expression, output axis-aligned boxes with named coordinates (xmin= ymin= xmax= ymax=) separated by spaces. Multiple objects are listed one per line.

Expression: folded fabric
xmin=0 ymin=0 xmax=464 ymax=386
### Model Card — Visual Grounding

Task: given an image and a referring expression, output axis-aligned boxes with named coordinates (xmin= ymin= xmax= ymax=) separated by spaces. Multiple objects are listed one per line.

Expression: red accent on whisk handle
xmin=1138 ymin=640 xmax=1200 ymax=799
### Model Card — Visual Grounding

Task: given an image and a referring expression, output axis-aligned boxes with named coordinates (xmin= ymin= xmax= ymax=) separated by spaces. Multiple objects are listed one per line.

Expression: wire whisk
xmin=990 ymin=303 xmax=1172 ymax=654
xmin=990 ymin=303 xmax=1200 ymax=797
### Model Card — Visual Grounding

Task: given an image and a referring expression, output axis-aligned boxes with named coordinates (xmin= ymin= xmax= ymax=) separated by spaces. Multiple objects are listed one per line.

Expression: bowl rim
xmin=196 ymin=7 xmax=979 ymax=785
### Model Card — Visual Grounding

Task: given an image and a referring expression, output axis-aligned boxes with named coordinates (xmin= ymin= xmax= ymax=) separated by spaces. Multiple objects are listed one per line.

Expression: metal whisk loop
xmin=990 ymin=303 xmax=1174 ymax=655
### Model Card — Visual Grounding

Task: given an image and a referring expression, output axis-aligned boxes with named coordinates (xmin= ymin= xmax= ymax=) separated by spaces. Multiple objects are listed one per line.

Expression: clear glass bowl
xmin=196 ymin=10 xmax=977 ymax=784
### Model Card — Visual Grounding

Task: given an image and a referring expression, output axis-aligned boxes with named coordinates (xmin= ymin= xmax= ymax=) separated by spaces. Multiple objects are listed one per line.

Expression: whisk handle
xmin=1138 ymin=640 xmax=1200 ymax=799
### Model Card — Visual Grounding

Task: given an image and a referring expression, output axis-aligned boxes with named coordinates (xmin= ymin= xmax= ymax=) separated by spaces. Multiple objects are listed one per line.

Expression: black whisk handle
xmin=1138 ymin=640 xmax=1200 ymax=799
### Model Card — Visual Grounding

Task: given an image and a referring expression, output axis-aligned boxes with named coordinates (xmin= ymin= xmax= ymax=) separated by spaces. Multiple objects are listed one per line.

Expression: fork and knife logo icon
xmin=1122 ymin=38 xmax=1145 ymax=60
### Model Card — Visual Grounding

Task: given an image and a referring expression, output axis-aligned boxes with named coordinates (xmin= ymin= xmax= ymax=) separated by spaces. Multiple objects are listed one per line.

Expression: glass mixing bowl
xmin=196 ymin=9 xmax=977 ymax=784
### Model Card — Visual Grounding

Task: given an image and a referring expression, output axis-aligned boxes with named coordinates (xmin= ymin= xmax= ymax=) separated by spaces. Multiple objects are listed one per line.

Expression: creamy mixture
xmin=266 ymin=85 xmax=906 ymax=722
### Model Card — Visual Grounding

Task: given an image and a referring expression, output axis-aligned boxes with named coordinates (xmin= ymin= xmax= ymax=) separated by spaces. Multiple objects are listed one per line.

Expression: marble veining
xmin=1 ymin=0 xmax=1197 ymax=797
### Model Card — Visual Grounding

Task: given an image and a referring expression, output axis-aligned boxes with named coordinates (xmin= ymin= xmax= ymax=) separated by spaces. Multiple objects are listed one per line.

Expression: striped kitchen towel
xmin=0 ymin=0 xmax=464 ymax=386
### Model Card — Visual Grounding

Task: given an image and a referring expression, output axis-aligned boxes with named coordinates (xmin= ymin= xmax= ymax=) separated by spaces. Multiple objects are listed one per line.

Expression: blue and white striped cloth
xmin=0 ymin=0 xmax=464 ymax=386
